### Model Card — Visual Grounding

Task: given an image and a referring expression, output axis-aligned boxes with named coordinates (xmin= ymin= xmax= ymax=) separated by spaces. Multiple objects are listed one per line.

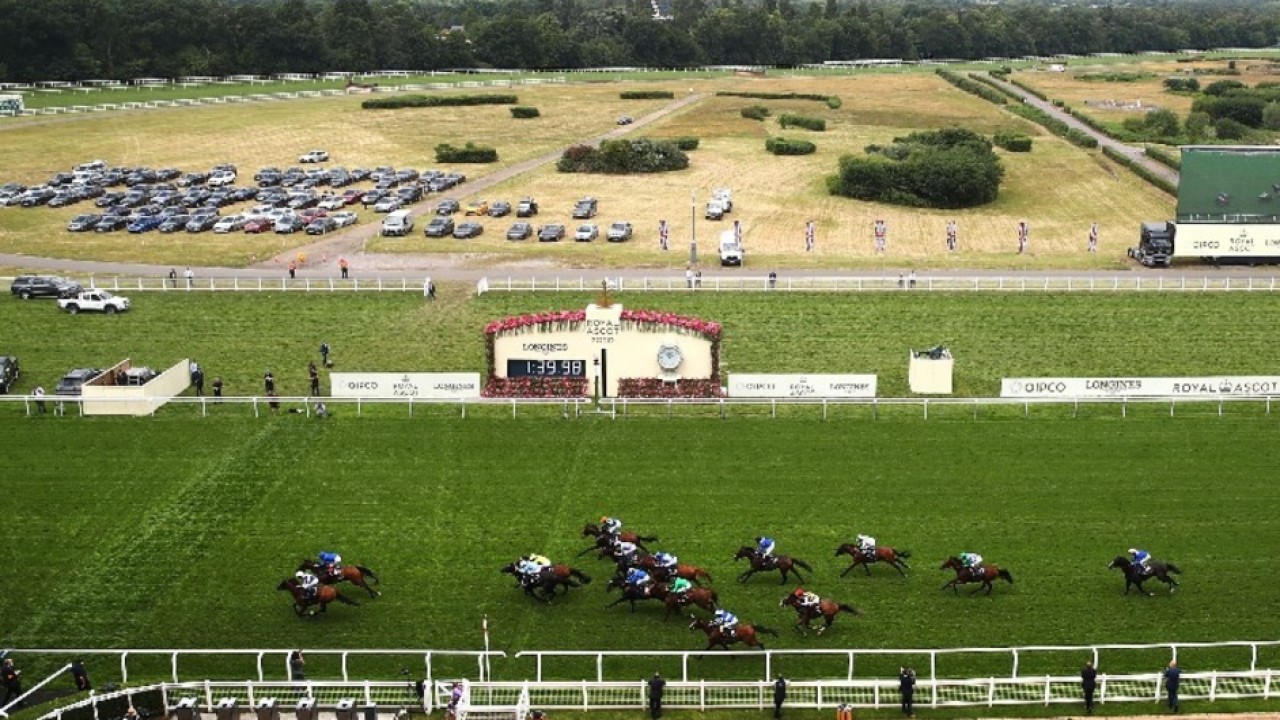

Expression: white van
xmin=381 ymin=210 xmax=414 ymax=237
xmin=718 ymin=228 xmax=743 ymax=266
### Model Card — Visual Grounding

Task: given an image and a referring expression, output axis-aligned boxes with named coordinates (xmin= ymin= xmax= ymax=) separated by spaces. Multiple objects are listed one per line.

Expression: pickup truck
xmin=58 ymin=290 xmax=132 ymax=315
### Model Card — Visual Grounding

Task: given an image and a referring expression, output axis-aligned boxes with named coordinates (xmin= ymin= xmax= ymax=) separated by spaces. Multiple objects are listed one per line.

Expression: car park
xmin=10 ymin=275 xmax=82 ymax=300
xmin=453 ymin=221 xmax=483 ymax=239
xmin=213 ymin=214 xmax=247 ymax=233
xmin=424 ymin=217 xmax=455 ymax=237
xmin=572 ymin=197 xmax=598 ymax=219
xmin=574 ymin=223 xmax=599 ymax=242
xmin=507 ymin=222 xmax=533 ymax=241
xmin=56 ymin=368 xmax=104 ymax=396
xmin=274 ymin=214 xmax=305 ymax=234
xmin=67 ymin=214 xmax=102 ymax=232
xmin=299 ymin=150 xmax=330 ymax=163
xmin=517 ymin=197 xmax=539 ymax=217
xmin=436 ymin=199 xmax=460 ymax=215
xmin=128 ymin=215 xmax=166 ymax=233
xmin=607 ymin=221 xmax=634 ymax=242
xmin=465 ymin=200 xmax=490 ymax=216
xmin=0 ymin=355 xmax=18 ymax=394
xmin=158 ymin=214 xmax=192 ymax=233
xmin=58 ymin=290 xmax=130 ymax=315
xmin=306 ymin=217 xmax=339 ymax=235
xmin=330 ymin=211 xmax=358 ymax=228
xmin=538 ymin=223 xmax=566 ymax=242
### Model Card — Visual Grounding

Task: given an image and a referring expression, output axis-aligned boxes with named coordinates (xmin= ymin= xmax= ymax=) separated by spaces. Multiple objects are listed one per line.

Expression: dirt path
xmin=985 ymin=76 xmax=1180 ymax=187
xmin=260 ymin=92 xmax=709 ymax=272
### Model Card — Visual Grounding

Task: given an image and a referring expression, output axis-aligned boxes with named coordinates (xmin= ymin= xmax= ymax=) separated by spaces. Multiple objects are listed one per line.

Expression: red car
xmin=243 ymin=218 xmax=274 ymax=234
xmin=300 ymin=208 xmax=329 ymax=224
xmin=341 ymin=189 xmax=362 ymax=205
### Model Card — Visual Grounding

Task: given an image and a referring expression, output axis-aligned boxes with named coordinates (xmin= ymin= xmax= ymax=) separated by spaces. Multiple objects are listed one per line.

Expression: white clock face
xmin=657 ymin=344 xmax=683 ymax=371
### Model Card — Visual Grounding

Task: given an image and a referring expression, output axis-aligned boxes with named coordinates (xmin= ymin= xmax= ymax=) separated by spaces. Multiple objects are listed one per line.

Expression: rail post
xmin=341 ymin=651 xmax=349 ymax=681
xmin=1012 ymin=649 xmax=1020 ymax=677
xmin=172 ymin=652 xmax=180 ymax=682
xmin=596 ymin=653 xmax=603 ymax=683
xmin=256 ymin=652 xmax=265 ymax=681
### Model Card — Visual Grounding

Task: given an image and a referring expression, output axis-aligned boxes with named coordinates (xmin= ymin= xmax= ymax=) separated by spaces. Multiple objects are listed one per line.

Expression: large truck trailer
xmin=1129 ymin=221 xmax=1280 ymax=267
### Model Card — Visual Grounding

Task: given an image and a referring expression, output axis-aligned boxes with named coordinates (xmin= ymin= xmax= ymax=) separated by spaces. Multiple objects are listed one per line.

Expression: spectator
xmin=898 ymin=666 xmax=916 ymax=717
xmin=192 ymin=366 xmax=205 ymax=396
xmin=289 ymin=650 xmax=305 ymax=681
xmin=168 ymin=268 xmax=177 ymax=288
xmin=685 ymin=267 xmax=694 ymax=289
xmin=288 ymin=261 xmax=297 ymax=280
xmin=33 ymin=385 xmax=46 ymax=414
xmin=694 ymin=269 xmax=702 ymax=288
xmin=314 ymin=402 xmax=329 ymax=419
xmin=339 ymin=257 xmax=349 ymax=279
xmin=2 ymin=658 xmax=22 ymax=707
xmin=212 ymin=377 xmax=224 ymax=400
xmin=426 ymin=280 xmax=436 ymax=301
xmin=71 ymin=658 xmax=90 ymax=691
xmin=1081 ymin=660 xmax=1097 ymax=714
xmin=264 ymin=370 xmax=275 ymax=394
xmin=268 ymin=391 xmax=280 ymax=414
xmin=908 ymin=270 xmax=917 ymax=288
xmin=308 ymin=362 xmax=320 ymax=397
xmin=647 ymin=672 xmax=666 ymax=719
xmin=124 ymin=707 xmax=139 ymax=720
xmin=183 ymin=267 xmax=194 ymax=288
xmin=1164 ymin=661 xmax=1180 ymax=713
xmin=772 ymin=676 xmax=786 ymax=719
xmin=320 ymin=341 xmax=331 ymax=367
xmin=445 ymin=682 xmax=464 ymax=719
xmin=768 ymin=271 xmax=777 ymax=290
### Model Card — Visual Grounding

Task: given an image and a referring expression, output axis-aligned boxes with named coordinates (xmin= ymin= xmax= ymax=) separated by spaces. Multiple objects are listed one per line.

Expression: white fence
xmin=476 ymin=274 xmax=1280 ymax=295
xmin=2 ymin=393 xmax=1278 ymax=420
xmin=52 ymin=276 xmax=435 ymax=293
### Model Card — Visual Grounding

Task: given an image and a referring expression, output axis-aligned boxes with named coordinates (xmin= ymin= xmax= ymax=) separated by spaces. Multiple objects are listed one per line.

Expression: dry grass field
xmin=0 ymin=71 xmax=1172 ymax=269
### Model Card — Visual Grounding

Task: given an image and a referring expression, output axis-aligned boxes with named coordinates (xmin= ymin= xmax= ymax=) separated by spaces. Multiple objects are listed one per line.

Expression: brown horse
xmin=835 ymin=543 xmax=912 ymax=578
xmin=734 ymin=546 xmax=813 ymax=585
xmin=604 ymin=576 xmax=666 ymax=612
xmin=298 ymin=559 xmax=382 ymax=597
xmin=638 ymin=556 xmax=714 ymax=586
xmin=1108 ymin=556 xmax=1181 ymax=595
xmin=578 ymin=523 xmax=659 ymax=556
xmin=661 ymin=586 xmax=720 ymax=620
xmin=277 ymin=578 xmax=360 ymax=617
xmin=501 ymin=563 xmax=592 ymax=602
xmin=688 ymin=616 xmax=779 ymax=650
xmin=779 ymin=593 xmax=862 ymax=635
xmin=940 ymin=557 xmax=1014 ymax=595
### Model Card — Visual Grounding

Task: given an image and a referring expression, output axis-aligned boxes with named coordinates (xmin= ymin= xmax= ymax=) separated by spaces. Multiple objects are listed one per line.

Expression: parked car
xmin=94 ymin=215 xmax=130 ymax=233
xmin=0 ymin=355 xmax=18 ymax=394
xmin=318 ymin=195 xmax=345 ymax=211
xmin=56 ymin=368 xmax=104 ymax=396
xmin=127 ymin=215 xmax=166 ymax=233
xmin=21 ymin=188 xmax=56 ymax=207
xmin=331 ymin=211 xmax=358 ymax=228
xmin=341 ymin=189 xmax=363 ymax=205
xmin=299 ymin=208 xmax=328 ymax=224
xmin=360 ymin=190 xmax=387 ymax=208
xmin=465 ymin=200 xmax=490 ymax=216
xmin=58 ymin=290 xmax=131 ymax=315
xmin=207 ymin=170 xmax=237 ymax=187
xmin=67 ymin=214 xmax=102 ymax=232
xmin=213 ymin=215 xmax=247 ymax=233
xmin=516 ymin=197 xmax=539 ymax=217
xmin=47 ymin=192 xmax=80 ymax=208
xmin=436 ymin=199 xmax=460 ymax=215
xmin=274 ymin=215 xmax=305 ymax=234
xmin=177 ymin=172 xmax=207 ymax=187
xmin=373 ymin=196 xmax=403 ymax=213
xmin=453 ymin=221 xmax=484 ymax=239
xmin=606 ymin=221 xmax=634 ymax=242
xmin=96 ymin=191 xmax=126 ymax=208
xmin=506 ymin=222 xmax=533 ymax=241
xmin=538 ymin=224 xmax=566 ymax=242
xmin=572 ymin=197 xmax=598 ymax=219
xmin=395 ymin=186 xmax=423 ymax=203
xmin=243 ymin=217 xmax=274 ymax=234
xmin=185 ymin=214 xmax=219 ymax=233
xmin=705 ymin=200 xmax=726 ymax=220
xmin=617 ymin=115 xmax=634 ymax=125
xmin=158 ymin=214 xmax=192 ymax=233
xmin=306 ymin=217 xmax=339 ymax=236
xmin=574 ymin=223 xmax=599 ymax=242
xmin=424 ymin=217 xmax=455 ymax=237
xmin=10 ymin=275 xmax=82 ymax=300
xmin=299 ymin=150 xmax=330 ymax=163
xmin=488 ymin=201 xmax=512 ymax=218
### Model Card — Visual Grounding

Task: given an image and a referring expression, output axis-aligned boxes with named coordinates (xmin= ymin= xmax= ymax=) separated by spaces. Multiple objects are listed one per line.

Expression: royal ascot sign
xmin=728 ymin=374 xmax=878 ymax=398
xmin=330 ymin=372 xmax=482 ymax=399
xmin=1001 ymin=376 xmax=1280 ymax=398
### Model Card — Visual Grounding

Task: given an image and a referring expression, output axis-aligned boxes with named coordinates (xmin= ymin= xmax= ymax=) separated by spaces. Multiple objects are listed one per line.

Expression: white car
xmin=207 ymin=170 xmax=237 ymax=187
xmin=213 ymin=215 xmax=246 ymax=233
xmin=317 ymin=195 xmax=344 ymax=211
xmin=373 ymin=196 xmax=403 ymax=213
xmin=574 ymin=223 xmax=599 ymax=242
xmin=58 ymin=290 xmax=131 ymax=314
xmin=331 ymin=211 xmax=358 ymax=228
xmin=299 ymin=150 xmax=330 ymax=163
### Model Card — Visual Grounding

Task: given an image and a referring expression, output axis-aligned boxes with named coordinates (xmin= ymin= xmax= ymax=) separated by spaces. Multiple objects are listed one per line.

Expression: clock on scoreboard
xmin=506 ymin=359 xmax=587 ymax=378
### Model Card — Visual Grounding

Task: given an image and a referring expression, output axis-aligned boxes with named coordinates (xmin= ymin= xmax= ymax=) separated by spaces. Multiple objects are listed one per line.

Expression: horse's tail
xmin=697 ymin=567 xmax=713 ymax=583
xmin=793 ymin=558 xmax=814 ymax=572
xmin=754 ymin=625 xmax=781 ymax=637
xmin=335 ymin=593 xmax=360 ymax=606
xmin=1167 ymin=563 xmax=1182 ymax=575
xmin=637 ymin=535 xmax=659 ymax=543
xmin=571 ymin=569 xmax=593 ymax=585
xmin=998 ymin=569 xmax=1014 ymax=584
xmin=356 ymin=566 xmax=380 ymax=584
xmin=838 ymin=603 xmax=862 ymax=616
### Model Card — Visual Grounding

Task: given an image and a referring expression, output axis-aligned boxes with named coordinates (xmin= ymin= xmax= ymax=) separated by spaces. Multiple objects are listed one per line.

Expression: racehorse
xmin=637 ymin=556 xmax=714 ymax=586
xmin=604 ymin=576 xmax=666 ymax=613
xmin=277 ymin=578 xmax=360 ymax=617
xmin=578 ymin=523 xmax=659 ymax=556
xmin=779 ymin=593 xmax=862 ymax=635
xmin=733 ymin=546 xmax=813 ymax=585
xmin=660 ymin=586 xmax=720 ymax=620
xmin=501 ymin=563 xmax=592 ymax=602
xmin=940 ymin=557 xmax=1014 ymax=595
xmin=688 ymin=616 xmax=779 ymax=650
xmin=298 ymin=559 xmax=382 ymax=597
xmin=1109 ymin=556 xmax=1181 ymax=595
xmin=835 ymin=543 xmax=912 ymax=578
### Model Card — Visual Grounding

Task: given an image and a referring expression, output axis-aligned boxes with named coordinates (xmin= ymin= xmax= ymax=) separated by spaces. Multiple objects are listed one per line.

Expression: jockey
xmin=793 ymin=587 xmax=821 ymax=610
xmin=756 ymin=536 xmax=776 ymax=560
xmin=530 ymin=553 xmax=551 ymax=569
xmin=959 ymin=552 xmax=984 ymax=571
xmin=296 ymin=569 xmax=320 ymax=600
xmin=670 ymin=577 xmax=693 ymax=598
xmin=1129 ymin=548 xmax=1152 ymax=573
xmin=711 ymin=609 xmax=739 ymax=637
xmin=614 ymin=540 xmax=639 ymax=566
xmin=516 ymin=555 xmax=547 ymax=583
xmin=599 ymin=516 xmax=623 ymax=536
xmin=625 ymin=567 xmax=653 ymax=591
xmin=856 ymin=534 xmax=876 ymax=557
xmin=654 ymin=551 xmax=678 ymax=573
xmin=318 ymin=551 xmax=342 ymax=578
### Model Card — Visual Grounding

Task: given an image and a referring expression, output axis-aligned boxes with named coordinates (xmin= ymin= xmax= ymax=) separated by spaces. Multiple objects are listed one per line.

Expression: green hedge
xmin=1145 ymin=145 xmax=1182 ymax=170
xmin=434 ymin=142 xmax=498 ymax=163
xmin=1163 ymin=77 xmax=1201 ymax=93
xmin=620 ymin=90 xmax=674 ymax=99
xmin=717 ymin=91 xmax=837 ymax=104
xmin=362 ymin=94 xmax=517 ymax=109
xmin=741 ymin=105 xmax=770 ymax=121
xmin=510 ymin=106 xmax=540 ymax=119
xmin=779 ymin=113 xmax=826 ymax=131
xmin=765 ymin=137 xmax=816 ymax=155
xmin=825 ymin=96 xmax=842 ymax=109
xmin=1102 ymin=146 xmax=1177 ymax=196
xmin=992 ymin=131 xmax=1033 ymax=152
xmin=967 ymin=73 xmax=1023 ymax=101
xmin=828 ymin=128 xmax=1004 ymax=209
xmin=936 ymin=70 xmax=1008 ymax=105
xmin=1004 ymin=103 xmax=1099 ymax=149
xmin=556 ymin=138 xmax=688 ymax=174
xmin=671 ymin=137 xmax=700 ymax=150
xmin=1009 ymin=77 xmax=1048 ymax=101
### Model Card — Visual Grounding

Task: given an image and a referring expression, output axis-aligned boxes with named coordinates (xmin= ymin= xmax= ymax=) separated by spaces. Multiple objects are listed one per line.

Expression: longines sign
xmin=1001 ymin=376 xmax=1280 ymax=398
xmin=330 ymin=372 xmax=482 ymax=399
xmin=729 ymin=374 xmax=878 ymax=398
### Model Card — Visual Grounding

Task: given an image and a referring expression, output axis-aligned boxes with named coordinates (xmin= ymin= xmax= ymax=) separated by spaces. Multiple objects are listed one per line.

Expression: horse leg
xmin=985 ymin=580 xmax=994 ymax=595
xmin=358 ymin=578 xmax=378 ymax=598
xmin=779 ymin=567 xmax=789 ymax=585
xmin=738 ymin=569 xmax=753 ymax=583
xmin=893 ymin=561 xmax=908 ymax=578
xmin=864 ymin=561 xmax=872 ymax=577
xmin=1137 ymin=578 xmax=1153 ymax=597
xmin=841 ymin=563 xmax=855 ymax=578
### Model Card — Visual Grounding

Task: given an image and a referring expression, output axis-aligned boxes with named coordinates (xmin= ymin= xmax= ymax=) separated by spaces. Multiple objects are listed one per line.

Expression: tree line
xmin=0 ymin=0 xmax=1277 ymax=83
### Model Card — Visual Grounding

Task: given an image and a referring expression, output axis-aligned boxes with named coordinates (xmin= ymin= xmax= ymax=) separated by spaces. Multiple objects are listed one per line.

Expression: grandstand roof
xmin=1178 ymin=145 xmax=1280 ymax=223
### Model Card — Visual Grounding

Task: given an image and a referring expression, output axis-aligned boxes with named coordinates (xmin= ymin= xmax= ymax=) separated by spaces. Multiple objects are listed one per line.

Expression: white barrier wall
xmin=727 ymin=374 xmax=877 ymax=398
xmin=82 ymin=359 xmax=191 ymax=416
xmin=1001 ymin=375 xmax=1280 ymax=398
xmin=330 ymin=372 xmax=481 ymax=399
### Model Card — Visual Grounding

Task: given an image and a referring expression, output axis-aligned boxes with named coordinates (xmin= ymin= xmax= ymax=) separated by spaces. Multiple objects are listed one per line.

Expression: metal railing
xmin=476 ymin=274 xmax=1280 ymax=295
xmin=63 ymin=276 xmax=435 ymax=293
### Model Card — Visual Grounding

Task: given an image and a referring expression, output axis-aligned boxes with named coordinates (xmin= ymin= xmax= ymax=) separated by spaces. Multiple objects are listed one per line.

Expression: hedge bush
xmin=1004 ymin=103 xmax=1099 ymax=150
xmin=717 ymin=91 xmax=836 ymax=104
xmin=1010 ymin=77 xmax=1049 ymax=101
xmin=1066 ymin=128 xmax=1098 ymax=148
xmin=671 ymin=137 xmax=700 ymax=150
xmin=779 ymin=113 xmax=826 ymax=131
xmin=620 ymin=90 xmax=674 ymax=99
xmin=741 ymin=105 xmax=770 ymax=121
xmin=362 ymin=94 xmax=517 ymax=109
xmin=828 ymin=128 xmax=1004 ymax=209
xmin=967 ymin=73 xmax=1023 ymax=101
xmin=825 ymin=96 xmax=842 ymax=109
xmin=556 ymin=138 xmax=688 ymax=174
xmin=765 ymin=137 xmax=816 ymax=155
xmin=936 ymin=70 xmax=1008 ymax=105
xmin=1145 ymin=145 xmax=1182 ymax=170
xmin=1101 ymin=146 xmax=1177 ymax=196
xmin=510 ymin=106 xmax=540 ymax=119
xmin=992 ymin=131 xmax=1033 ymax=152
xmin=434 ymin=142 xmax=498 ymax=163
xmin=1163 ymin=77 xmax=1201 ymax=92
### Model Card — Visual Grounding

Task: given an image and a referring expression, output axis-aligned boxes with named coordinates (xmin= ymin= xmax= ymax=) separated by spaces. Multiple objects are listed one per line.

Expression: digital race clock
xmin=506 ymin=359 xmax=587 ymax=378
